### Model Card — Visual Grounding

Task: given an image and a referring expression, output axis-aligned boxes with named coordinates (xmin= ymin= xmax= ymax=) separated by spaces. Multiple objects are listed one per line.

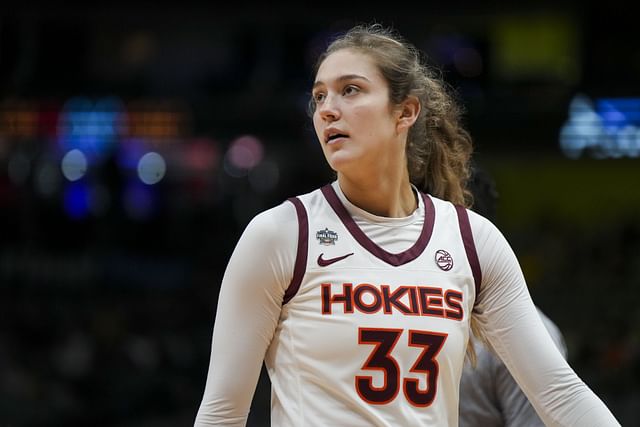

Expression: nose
xmin=317 ymin=94 xmax=340 ymax=122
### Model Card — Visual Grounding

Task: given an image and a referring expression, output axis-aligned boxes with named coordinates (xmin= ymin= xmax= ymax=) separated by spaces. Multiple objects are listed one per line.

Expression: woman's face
xmin=312 ymin=49 xmax=406 ymax=175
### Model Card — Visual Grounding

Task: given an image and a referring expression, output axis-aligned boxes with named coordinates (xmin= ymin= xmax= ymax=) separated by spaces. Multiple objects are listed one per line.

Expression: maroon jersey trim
xmin=454 ymin=205 xmax=482 ymax=297
xmin=320 ymin=184 xmax=435 ymax=267
xmin=283 ymin=197 xmax=308 ymax=305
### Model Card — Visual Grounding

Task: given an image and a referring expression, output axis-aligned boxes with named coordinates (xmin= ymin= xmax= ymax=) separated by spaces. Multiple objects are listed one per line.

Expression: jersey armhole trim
xmin=455 ymin=205 xmax=482 ymax=298
xmin=283 ymin=197 xmax=308 ymax=305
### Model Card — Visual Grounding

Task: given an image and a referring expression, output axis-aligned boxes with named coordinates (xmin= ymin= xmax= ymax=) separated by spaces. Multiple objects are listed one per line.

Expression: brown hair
xmin=310 ymin=23 xmax=474 ymax=208
xmin=311 ymin=24 xmax=483 ymax=363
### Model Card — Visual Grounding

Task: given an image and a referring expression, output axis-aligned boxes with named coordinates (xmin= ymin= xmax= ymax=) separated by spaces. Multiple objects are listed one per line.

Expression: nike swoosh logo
xmin=317 ymin=252 xmax=354 ymax=267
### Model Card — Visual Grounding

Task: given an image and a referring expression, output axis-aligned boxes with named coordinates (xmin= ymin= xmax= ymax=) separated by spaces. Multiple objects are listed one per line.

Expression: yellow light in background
xmin=125 ymin=99 xmax=189 ymax=142
xmin=490 ymin=13 xmax=580 ymax=83
xmin=485 ymin=155 xmax=640 ymax=229
xmin=0 ymin=100 xmax=39 ymax=138
xmin=127 ymin=111 xmax=183 ymax=140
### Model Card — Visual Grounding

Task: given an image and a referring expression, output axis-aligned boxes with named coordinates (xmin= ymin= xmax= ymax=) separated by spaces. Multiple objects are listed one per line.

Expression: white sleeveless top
xmin=265 ymin=183 xmax=480 ymax=426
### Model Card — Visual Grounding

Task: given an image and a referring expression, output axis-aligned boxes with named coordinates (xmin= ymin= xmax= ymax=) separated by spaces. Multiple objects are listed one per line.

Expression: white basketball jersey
xmin=264 ymin=184 xmax=481 ymax=426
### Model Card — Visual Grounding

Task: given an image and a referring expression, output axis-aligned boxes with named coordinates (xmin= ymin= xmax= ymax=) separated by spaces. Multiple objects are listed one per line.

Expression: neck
xmin=337 ymin=169 xmax=416 ymax=218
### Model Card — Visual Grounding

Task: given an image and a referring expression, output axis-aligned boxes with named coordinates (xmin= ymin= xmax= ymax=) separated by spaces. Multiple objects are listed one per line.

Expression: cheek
xmin=354 ymin=102 xmax=391 ymax=123
xmin=355 ymin=107 xmax=393 ymax=139
xmin=312 ymin=115 xmax=323 ymax=139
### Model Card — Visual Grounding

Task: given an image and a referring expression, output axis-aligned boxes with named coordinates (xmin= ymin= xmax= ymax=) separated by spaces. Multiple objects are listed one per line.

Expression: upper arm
xmin=194 ymin=202 xmax=298 ymax=426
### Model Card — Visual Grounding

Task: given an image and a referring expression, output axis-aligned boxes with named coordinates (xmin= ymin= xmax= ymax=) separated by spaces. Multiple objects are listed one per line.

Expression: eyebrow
xmin=312 ymin=74 xmax=371 ymax=90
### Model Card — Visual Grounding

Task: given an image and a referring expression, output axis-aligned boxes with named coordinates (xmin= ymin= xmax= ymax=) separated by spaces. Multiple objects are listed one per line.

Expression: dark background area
xmin=1 ymin=2 xmax=639 ymax=426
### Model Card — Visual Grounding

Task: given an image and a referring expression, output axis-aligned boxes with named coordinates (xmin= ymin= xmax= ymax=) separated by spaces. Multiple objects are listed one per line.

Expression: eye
xmin=343 ymin=85 xmax=360 ymax=96
xmin=313 ymin=92 xmax=326 ymax=104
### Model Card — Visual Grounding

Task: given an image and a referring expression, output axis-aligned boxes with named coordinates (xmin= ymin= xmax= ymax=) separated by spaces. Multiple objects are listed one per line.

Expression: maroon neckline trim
xmin=320 ymin=184 xmax=435 ymax=267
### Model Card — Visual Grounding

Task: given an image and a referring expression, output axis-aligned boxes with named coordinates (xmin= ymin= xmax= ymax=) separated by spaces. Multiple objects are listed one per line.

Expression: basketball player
xmin=459 ymin=167 xmax=568 ymax=427
xmin=194 ymin=24 xmax=619 ymax=426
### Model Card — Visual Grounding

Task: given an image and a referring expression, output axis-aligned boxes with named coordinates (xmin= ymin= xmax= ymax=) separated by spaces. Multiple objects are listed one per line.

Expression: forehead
xmin=314 ymin=49 xmax=383 ymax=85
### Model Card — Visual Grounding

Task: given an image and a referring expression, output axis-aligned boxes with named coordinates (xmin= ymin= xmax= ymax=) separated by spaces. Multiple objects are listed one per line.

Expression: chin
xmin=324 ymin=151 xmax=356 ymax=172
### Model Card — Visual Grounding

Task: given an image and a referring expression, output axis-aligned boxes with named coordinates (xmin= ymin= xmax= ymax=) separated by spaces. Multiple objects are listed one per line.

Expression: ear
xmin=396 ymin=96 xmax=420 ymax=132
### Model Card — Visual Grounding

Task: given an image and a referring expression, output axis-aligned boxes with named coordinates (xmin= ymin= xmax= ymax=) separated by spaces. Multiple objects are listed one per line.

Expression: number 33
xmin=356 ymin=328 xmax=448 ymax=407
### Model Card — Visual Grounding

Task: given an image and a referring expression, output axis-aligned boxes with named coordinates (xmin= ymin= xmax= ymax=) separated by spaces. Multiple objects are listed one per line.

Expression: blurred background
xmin=1 ymin=1 xmax=639 ymax=426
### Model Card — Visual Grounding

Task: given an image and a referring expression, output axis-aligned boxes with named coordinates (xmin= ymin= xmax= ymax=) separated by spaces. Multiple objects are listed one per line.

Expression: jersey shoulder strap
xmin=283 ymin=196 xmax=308 ymax=304
xmin=454 ymin=205 xmax=482 ymax=297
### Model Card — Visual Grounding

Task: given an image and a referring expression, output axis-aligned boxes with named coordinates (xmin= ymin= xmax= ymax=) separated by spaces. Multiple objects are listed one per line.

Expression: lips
xmin=324 ymin=128 xmax=349 ymax=144
xmin=327 ymin=134 xmax=348 ymax=144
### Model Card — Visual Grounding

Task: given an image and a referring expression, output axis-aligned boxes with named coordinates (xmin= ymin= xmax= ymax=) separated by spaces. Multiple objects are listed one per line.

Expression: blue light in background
xmin=57 ymin=96 xmax=124 ymax=160
xmin=117 ymin=138 xmax=147 ymax=170
xmin=597 ymin=98 xmax=640 ymax=130
xmin=559 ymin=95 xmax=640 ymax=159
xmin=63 ymin=181 xmax=90 ymax=220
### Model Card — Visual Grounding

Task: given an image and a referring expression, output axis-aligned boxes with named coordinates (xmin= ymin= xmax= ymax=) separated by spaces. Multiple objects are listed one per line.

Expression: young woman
xmin=194 ymin=24 xmax=620 ymax=426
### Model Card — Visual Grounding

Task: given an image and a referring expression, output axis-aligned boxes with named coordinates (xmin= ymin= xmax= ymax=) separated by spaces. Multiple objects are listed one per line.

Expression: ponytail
xmin=406 ymin=70 xmax=474 ymax=208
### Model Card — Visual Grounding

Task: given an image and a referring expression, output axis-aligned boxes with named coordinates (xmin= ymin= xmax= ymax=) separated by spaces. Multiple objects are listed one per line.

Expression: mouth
xmin=325 ymin=131 xmax=349 ymax=144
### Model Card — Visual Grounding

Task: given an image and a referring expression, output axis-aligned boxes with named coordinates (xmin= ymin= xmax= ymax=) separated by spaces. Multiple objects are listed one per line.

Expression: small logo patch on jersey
xmin=435 ymin=249 xmax=454 ymax=271
xmin=317 ymin=252 xmax=354 ymax=267
xmin=316 ymin=228 xmax=338 ymax=245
